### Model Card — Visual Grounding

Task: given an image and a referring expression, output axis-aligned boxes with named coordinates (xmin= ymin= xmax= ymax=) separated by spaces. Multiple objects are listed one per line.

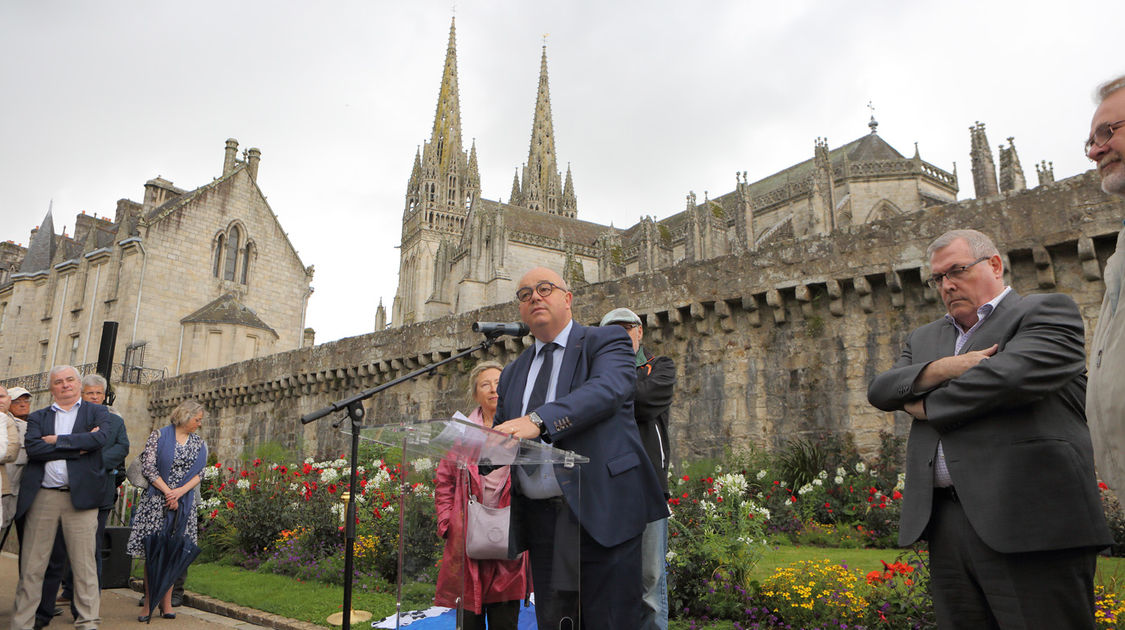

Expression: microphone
xmin=473 ymin=322 xmax=530 ymax=338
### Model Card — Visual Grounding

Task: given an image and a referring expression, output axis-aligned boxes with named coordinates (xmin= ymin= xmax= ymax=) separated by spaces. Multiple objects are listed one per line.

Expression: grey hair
xmin=1096 ymin=75 xmax=1125 ymax=103
xmin=48 ymin=365 xmax=79 ymax=382
xmin=467 ymin=360 xmax=504 ymax=401
xmin=169 ymin=399 xmax=205 ymax=428
xmin=927 ymin=229 xmax=1000 ymax=260
xmin=81 ymin=373 xmax=107 ymax=390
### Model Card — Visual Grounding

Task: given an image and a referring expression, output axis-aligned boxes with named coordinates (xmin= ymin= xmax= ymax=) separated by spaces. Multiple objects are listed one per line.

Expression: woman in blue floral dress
xmin=127 ymin=399 xmax=208 ymax=621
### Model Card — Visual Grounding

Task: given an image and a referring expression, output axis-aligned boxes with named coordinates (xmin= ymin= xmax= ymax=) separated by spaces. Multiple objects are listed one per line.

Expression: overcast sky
xmin=1 ymin=1 xmax=1120 ymax=344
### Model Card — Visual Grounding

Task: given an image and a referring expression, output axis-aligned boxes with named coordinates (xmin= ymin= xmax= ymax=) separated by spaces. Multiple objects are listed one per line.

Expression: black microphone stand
xmin=300 ymin=332 xmax=505 ymax=629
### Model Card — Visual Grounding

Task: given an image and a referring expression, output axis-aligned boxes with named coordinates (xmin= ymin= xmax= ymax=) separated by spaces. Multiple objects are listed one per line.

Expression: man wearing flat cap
xmin=601 ymin=307 xmax=676 ymax=630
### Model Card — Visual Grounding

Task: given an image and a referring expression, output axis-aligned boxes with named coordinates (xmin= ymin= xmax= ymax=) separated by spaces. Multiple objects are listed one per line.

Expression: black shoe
xmin=138 ymin=598 xmax=145 ymax=607
xmin=161 ymin=613 xmax=176 ymax=619
xmin=138 ymin=614 xmax=151 ymax=622
xmin=170 ymin=597 xmax=183 ymax=607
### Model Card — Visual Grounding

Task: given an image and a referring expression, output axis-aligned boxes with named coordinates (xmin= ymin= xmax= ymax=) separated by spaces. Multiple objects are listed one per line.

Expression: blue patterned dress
xmin=127 ymin=429 xmax=205 ymax=557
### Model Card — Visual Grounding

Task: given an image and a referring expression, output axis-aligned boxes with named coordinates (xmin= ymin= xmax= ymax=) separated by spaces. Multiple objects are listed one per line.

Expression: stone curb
xmin=128 ymin=577 xmax=327 ymax=630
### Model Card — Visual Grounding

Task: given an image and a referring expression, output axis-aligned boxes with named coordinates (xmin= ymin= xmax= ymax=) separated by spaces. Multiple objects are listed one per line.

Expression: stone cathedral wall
xmin=145 ymin=172 xmax=1125 ymax=466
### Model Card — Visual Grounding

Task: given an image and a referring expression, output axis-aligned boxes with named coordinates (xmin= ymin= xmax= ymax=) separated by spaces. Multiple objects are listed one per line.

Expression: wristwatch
xmin=528 ymin=411 xmax=546 ymax=436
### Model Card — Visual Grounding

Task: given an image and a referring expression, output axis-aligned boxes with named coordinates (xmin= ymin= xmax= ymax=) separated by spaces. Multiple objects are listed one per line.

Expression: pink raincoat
xmin=433 ymin=407 xmax=529 ymax=613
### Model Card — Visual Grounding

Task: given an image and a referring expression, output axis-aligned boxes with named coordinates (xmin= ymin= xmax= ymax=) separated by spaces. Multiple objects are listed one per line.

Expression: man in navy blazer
xmin=494 ymin=267 xmax=667 ymax=629
xmin=12 ymin=365 xmax=111 ymax=630
xmin=868 ymin=230 xmax=1112 ymax=629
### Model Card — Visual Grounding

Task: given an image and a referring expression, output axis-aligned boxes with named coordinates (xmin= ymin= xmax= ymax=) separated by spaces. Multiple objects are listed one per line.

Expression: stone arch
xmin=867 ymin=199 xmax=903 ymax=223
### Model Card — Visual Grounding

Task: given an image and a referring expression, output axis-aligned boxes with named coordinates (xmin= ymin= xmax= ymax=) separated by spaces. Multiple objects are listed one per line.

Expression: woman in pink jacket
xmin=434 ymin=361 xmax=528 ymax=629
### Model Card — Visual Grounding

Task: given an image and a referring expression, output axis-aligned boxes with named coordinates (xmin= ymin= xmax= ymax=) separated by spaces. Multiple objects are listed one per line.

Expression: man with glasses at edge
xmin=1085 ymin=74 xmax=1125 ymax=505
xmin=493 ymin=267 xmax=667 ymax=628
xmin=868 ymin=229 xmax=1111 ymax=629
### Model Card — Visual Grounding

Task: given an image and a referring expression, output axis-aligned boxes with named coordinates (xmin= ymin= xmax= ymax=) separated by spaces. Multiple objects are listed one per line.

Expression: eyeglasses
xmin=1085 ymin=120 xmax=1125 ymax=154
xmin=926 ymin=256 xmax=991 ymax=288
xmin=613 ymin=323 xmax=638 ymax=330
xmin=516 ymin=280 xmax=563 ymax=303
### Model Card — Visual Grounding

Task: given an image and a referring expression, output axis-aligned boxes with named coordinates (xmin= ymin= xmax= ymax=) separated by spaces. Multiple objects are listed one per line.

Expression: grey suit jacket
xmin=868 ymin=291 xmax=1112 ymax=553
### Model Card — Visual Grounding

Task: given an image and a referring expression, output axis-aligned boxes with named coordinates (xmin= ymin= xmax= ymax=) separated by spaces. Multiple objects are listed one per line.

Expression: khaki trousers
xmin=11 ymin=488 xmax=100 ymax=630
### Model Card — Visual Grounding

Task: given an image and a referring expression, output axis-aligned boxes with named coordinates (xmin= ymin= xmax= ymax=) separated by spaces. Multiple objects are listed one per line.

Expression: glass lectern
xmin=358 ymin=418 xmax=588 ymax=630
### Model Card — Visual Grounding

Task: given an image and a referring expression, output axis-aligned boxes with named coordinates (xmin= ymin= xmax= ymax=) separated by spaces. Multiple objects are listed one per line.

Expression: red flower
xmin=328 ymin=484 xmax=337 ymax=494
xmin=213 ymin=462 xmax=222 ymax=468
xmin=892 ymin=490 xmax=903 ymax=500
xmin=1099 ymin=482 xmax=1110 ymax=491
xmin=252 ymin=458 xmax=262 ymax=467
xmin=226 ymin=501 xmax=235 ymax=509
xmin=239 ymin=470 xmax=249 ymax=478
xmin=682 ymin=475 xmax=690 ymax=482
xmin=209 ymin=509 xmax=218 ymax=519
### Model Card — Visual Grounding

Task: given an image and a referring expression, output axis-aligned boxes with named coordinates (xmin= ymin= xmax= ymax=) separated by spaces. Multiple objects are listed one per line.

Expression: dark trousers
xmin=928 ymin=489 xmax=1099 ymax=630
xmin=523 ymin=497 xmax=643 ymax=630
xmin=461 ymin=600 xmax=519 ymax=630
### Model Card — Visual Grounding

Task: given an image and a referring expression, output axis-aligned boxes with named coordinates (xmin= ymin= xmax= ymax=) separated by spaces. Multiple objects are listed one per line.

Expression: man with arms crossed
xmin=11 ymin=367 xmax=111 ymax=630
xmin=494 ymin=267 xmax=667 ymax=628
xmin=868 ymin=229 xmax=1111 ymax=629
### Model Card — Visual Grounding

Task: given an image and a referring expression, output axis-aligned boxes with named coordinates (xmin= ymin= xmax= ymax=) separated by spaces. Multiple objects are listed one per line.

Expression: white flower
xmin=817 ymin=470 xmax=828 ymax=480
xmin=855 ymin=462 xmax=867 ymax=474
xmin=714 ymin=465 xmax=722 ymax=473
xmin=304 ymin=457 xmax=314 ymax=464
xmin=666 ymin=550 xmax=677 ymax=562
xmin=289 ymin=483 xmax=299 ymax=493
xmin=202 ymin=466 xmax=219 ymax=480
xmin=756 ymin=469 xmax=768 ymax=480
xmin=236 ymin=479 xmax=250 ymax=490
xmin=812 ymin=478 xmax=823 ymax=486
xmin=798 ymin=483 xmax=814 ymax=495
xmin=330 ymin=503 xmax=345 ymax=518
xmin=834 ymin=476 xmax=844 ymax=485
xmin=779 ymin=480 xmax=787 ymax=488
xmin=895 ymin=473 xmax=906 ymax=492
xmin=715 ymin=472 xmax=748 ymax=495
xmin=320 ymin=468 xmax=340 ymax=484
xmin=411 ymin=457 xmax=434 ymax=473
xmin=836 ymin=466 xmax=846 ymax=476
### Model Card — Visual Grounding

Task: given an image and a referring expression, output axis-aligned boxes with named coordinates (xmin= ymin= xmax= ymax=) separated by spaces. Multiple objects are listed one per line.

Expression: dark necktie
xmin=526 ymin=342 xmax=558 ymax=414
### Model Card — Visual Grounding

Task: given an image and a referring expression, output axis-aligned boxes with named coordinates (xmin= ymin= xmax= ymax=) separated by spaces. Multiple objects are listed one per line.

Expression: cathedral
xmin=390 ymin=19 xmax=1032 ymax=328
xmin=0 ymin=140 xmax=315 ymax=389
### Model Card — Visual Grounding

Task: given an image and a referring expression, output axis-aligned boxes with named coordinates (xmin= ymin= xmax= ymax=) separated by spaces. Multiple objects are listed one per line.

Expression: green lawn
xmin=181 ymin=547 xmax=1125 ymax=629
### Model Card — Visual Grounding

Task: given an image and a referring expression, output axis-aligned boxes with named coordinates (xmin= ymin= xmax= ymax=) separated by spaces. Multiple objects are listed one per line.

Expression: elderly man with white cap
xmin=2 ymin=386 xmax=31 ymax=532
xmin=600 ymin=307 xmax=676 ymax=630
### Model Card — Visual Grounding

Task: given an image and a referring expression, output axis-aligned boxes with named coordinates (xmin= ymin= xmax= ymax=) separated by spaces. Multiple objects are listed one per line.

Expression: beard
xmin=1101 ymin=153 xmax=1125 ymax=196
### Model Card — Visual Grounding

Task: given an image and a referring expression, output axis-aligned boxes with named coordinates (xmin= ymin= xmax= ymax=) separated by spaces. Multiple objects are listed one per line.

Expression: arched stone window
xmin=213 ymin=234 xmax=225 ymax=277
xmin=224 ymin=225 xmax=241 ymax=281
xmin=240 ymin=241 xmax=254 ymax=285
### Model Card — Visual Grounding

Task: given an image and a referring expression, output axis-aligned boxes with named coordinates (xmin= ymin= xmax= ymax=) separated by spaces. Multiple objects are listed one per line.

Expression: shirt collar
xmin=50 ymin=398 xmax=82 ymax=414
xmin=535 ymin=319 xmax=574 ymax=353
xmin=944 ymin=286 xmax=1012 ymax=331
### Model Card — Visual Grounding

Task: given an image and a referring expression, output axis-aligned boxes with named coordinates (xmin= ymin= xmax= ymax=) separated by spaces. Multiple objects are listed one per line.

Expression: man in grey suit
xmin=868 ymin=229 xmax=1112 ymax=629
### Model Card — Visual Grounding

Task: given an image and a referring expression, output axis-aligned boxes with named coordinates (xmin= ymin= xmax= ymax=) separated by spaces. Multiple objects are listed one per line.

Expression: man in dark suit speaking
xmin=868 ymin=229 xmax=1112 ymax=629
xmin=11 ymin=365 xmax=111 ymax=630
xmin=494 ymin=267 xmax=667 ymax=628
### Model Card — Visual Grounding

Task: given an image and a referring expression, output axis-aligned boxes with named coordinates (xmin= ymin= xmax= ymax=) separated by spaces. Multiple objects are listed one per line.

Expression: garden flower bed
xmin=156 ymin=433 xmax=1125 ymax=629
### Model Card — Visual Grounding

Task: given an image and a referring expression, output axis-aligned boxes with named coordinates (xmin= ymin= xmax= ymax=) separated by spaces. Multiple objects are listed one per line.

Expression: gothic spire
xmin=430 ymin=17 xmax=463 ymax=174
xmin=520 ymin=42 xmax=573 ymax=217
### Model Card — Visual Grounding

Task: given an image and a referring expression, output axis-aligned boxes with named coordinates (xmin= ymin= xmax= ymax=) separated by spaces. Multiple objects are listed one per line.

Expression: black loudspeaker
xmin=96 ymin=321 xmax=118 ymax=405
xmin=100 ymin=526 xmax=132 ymax=589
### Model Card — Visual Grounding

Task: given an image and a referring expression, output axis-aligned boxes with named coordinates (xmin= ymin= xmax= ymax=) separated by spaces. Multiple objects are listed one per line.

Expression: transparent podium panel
xmin=355 ymin=418 xmax=588 ymax=630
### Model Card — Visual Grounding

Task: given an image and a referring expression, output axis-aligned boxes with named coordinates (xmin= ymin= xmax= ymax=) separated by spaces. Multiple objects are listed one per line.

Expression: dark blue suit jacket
xmin=17 ymin=401 xmax=112 ymax=519
xmin=496 ymin=321 xmax=667 ymax=548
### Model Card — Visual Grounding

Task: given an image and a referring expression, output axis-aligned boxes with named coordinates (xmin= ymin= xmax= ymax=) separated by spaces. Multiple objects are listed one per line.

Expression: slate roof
xmin=18 ymin=209 xmax=56 ymax=274
xmin=181 ymin=293 xmax=278 ymax=337
xmin=476 ymin=198 xmax=618 ymax=247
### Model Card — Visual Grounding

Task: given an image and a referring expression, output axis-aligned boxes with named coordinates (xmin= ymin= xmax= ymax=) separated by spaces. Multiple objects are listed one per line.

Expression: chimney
xmin=223 ymin=138 xmax=239 ymax=176
xmin=246 ymin=147 xmax=261 ymax=181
